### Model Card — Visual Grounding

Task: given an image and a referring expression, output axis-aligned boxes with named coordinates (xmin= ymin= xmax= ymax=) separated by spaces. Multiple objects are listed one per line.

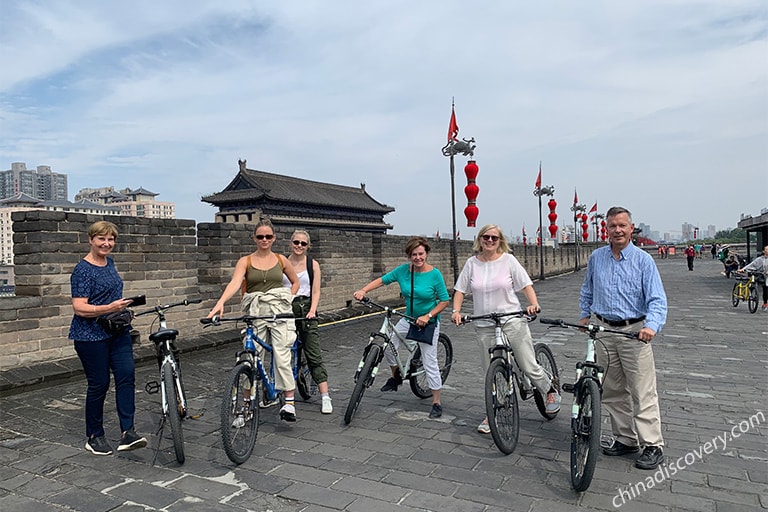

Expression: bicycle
xmin=201 ymin=313 xmax=308 ymax=465
xmin=731 ymin=271 xmax=759 ymax=314
xmin=459 ymin=311 xmax=559 ymax=455
xmin=539 ymin=317 xmax=639 ymax=492
xmin=343 ymin=297 xmax=453 ymax=425
xmin=135 ymin=297 xmax=202 ymax=464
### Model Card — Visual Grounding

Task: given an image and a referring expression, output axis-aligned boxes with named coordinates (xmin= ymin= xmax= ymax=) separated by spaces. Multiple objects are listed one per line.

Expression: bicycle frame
xmin=241 ymin=324 xmax=304 ymax=403
xmin=354 ymin=304 xmax=423 ymax=384
xmin=487 ymin=315 xmax=539 ymax=400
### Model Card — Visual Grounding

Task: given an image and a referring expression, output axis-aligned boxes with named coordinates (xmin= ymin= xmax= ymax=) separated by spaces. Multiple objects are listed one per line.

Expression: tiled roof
xmin=202 ymin=167 xmax=394 ymax=213
xmin=127 ymin=187 xmax=158 ymax=196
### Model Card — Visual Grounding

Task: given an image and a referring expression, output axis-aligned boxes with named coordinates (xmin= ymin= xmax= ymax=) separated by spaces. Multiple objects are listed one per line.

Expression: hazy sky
xmin=1 ymin=1 xmax=766 ymax=240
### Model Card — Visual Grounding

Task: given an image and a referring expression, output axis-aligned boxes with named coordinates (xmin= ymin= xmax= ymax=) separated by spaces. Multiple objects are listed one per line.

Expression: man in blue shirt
xmin=579 ymin=206 xmax=668 ymax=470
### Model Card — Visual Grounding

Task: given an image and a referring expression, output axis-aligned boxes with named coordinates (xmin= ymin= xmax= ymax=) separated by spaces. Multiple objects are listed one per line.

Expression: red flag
xmin=447 ymin=105 xmax=458 ymax=142
xmin=522 ymin=224 xmax=526 ymax=236
xmin=573 ymin=189 xmax=578 ymax=205
xmin=535 ymin=162 xmax=542 ymax=188
xmin=588 ymin=202 xmax=597 ymax=213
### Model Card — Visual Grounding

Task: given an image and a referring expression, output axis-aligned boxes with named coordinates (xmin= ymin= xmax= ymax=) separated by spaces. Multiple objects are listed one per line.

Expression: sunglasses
xmin=482 ymin=235 xmax=500 ymax=242
xmin=292 ymin=240 xmax=308 ymax=247
xmin=254 ymin=234 xmax=274 ymax=240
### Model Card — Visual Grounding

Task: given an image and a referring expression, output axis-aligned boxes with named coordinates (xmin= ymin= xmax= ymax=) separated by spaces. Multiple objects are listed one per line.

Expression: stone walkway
xmin=1 ymin=256 xmax=766 ymax=511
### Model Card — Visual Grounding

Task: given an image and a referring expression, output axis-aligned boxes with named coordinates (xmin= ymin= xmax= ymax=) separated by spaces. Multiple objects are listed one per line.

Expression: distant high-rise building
xmin=0 ymin=162 xmax=68 ymax=201
xmin=707 ymin=225 xmax=716 ymax=238
xmin=74 ymin=186 xmax=175 ymax=219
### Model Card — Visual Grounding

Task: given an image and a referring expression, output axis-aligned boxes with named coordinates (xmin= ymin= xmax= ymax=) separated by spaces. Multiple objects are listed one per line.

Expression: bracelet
xmin=452 ymin=309 xmax=460 ymax=313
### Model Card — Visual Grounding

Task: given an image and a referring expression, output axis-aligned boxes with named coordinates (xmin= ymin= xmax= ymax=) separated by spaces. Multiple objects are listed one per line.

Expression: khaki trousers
xmin=596 ymin=322 xmax=664 ymax=448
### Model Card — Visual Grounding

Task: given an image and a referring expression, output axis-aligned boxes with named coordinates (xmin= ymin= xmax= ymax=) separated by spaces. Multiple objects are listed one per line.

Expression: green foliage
xmin=713 ymin=228 xmax=749 ymax=244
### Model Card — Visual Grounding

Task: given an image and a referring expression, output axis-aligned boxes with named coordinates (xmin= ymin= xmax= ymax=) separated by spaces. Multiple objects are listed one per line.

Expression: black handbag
xmin=405 ymin=267 xmax=436 ymax=344
xmin=97 ymin=309 xmax=134 ymax=334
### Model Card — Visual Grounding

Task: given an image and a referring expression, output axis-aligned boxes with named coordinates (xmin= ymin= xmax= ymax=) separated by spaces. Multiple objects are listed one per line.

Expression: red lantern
xmin=600 ymin=220 xmax=607 ymax=242
xmin=464 ymin=160 xmax=479 ymax=227
xmin=547 ymin=198 xmax=558 ymax=238
xmin=581 ymin=215 xmax=589 ymax=242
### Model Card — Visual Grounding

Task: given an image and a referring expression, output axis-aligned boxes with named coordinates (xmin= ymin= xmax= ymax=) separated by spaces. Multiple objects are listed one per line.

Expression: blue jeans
xmin=74 ymin=331 xmax=136 ymax=438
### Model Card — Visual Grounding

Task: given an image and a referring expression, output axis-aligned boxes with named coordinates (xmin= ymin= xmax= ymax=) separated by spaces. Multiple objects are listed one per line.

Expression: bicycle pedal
xmin=145 ymin=381 xmax=160 ymax=394
xmin=561 ymin=383 xmax=575 ymax=393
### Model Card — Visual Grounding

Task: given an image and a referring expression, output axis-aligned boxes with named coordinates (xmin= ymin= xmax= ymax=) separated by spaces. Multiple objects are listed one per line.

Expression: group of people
xmin=69 ymin=206 xmax=669 ymax=472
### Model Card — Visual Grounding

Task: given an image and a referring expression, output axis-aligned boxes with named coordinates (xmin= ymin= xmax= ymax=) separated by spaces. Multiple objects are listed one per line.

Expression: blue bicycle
xmin=201 ymin=313 xmax=313 ymax=464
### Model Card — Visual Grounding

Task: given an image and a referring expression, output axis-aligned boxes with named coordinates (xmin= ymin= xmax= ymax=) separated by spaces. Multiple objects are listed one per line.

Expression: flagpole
xmin=532 ymin=162 xmax=555 ymax=281
xmin=449 ymin=152 xmax=459 ymax=283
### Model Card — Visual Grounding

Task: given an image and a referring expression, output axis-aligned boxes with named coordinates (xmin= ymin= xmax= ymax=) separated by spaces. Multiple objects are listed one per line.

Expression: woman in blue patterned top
xmin=353 ymin=237 xmax=450 ymax=418
xmin=69 ymin=221 xmax=147 ymax=456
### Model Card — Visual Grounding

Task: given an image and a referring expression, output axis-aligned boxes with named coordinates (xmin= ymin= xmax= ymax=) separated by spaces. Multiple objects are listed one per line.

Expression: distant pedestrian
xmin=69 ymin=221 xmax=147 ymax=456
xmin=711 ymin=244 xmax=718 ymax=259
xmin=684 ymin=244 xmax=696 ymax=271
xmin=579 ymin=206 xmax=667 ymax=471
xmin=737 ymin=244 xmax=768 ymax=311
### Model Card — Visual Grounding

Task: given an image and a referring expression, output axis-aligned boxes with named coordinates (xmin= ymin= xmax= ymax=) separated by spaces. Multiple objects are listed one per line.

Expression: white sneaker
xmin=279 ymin=403 xmax=296 ymax=422
xmin=546 ymin=391 xmax=562 ymax=414
xmin=321 ymin=396 xmax=333 ymax=414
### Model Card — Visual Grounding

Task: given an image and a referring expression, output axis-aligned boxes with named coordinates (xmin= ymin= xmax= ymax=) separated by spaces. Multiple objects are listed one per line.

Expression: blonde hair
xmin=88 ymin=221 xmax=118 ymax=239
xmin=253 ymin=218 xmax=274 ymax=235
xmin=291 ymin=229 xmax=311 ymax=248
xmin=472 ymin=224 xmax=511 ymax=254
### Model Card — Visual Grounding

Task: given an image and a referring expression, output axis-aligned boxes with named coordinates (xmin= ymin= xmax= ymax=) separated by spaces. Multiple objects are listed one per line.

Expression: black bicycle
xmin=540 ymin=317 xmax=639 ymax=492
xmin=136 ymin=297 xmax=202 ymax=464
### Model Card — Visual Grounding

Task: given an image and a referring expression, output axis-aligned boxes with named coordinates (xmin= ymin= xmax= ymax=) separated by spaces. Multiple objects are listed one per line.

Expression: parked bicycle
xmin=136 ymin=297 xmax=202 ymax=464
xmin=201 ymin=313 xmax=312 ymax=465
xmin=343 ymin=297 xmax=453 ymax=425
xmin=459 ymin=311 xmax=559 ymax=455
xmin=539 ymin=317 xmax=639 ymax=492
xmin=732 ymin=271 xmax=759 ymax=314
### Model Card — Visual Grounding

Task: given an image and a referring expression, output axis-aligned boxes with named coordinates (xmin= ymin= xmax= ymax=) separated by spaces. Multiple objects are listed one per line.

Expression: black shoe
xmin=117 ymin=429 xmax=147 ymax=451
xmin=380 ymin=376 xmax=402 ymax=392
xmin=429 ymin=404 xmax=443 ymax=418
xmin=635 ymin=446 xmax=664 ymax=470
xmin=85 ymin=436 xmax=113 ymax=456
xmin=602 ymin=439 xmax=639 ymax=456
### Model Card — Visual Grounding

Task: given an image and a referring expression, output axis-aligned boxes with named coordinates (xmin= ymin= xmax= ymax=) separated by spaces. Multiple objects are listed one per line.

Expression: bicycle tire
xmin=570 ymin=378 xmax=601 ymax=492
xmin=532 ymin=343 xmax=560 ymax=421
xmin=485 ymin=358 xmax=519 ymax=455
xmin=162 ymin=362 xmax=185 ymax=464
xmin=220 ymin=362 xmax=259 ymax=464
xmin=344 ymin=345 xmax=380 ymax=425
xmin=731 ymin=282 xmax=740 ymax=307
xmin=748 ymin=284 xmax=759 ymax=314
xmin=297 ymin=363 xmax=315 ymax=400
xmin=409 ymin=333 xmax=453 ymax=399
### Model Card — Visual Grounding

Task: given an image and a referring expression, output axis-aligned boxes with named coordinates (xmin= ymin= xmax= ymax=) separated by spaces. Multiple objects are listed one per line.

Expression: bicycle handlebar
xmin=539 ymin=317 xmax=639 ymax=339
xmin=200 ymin=313 xmax=295 ymax=326
xmin=460 ymin=310 xmax=536 ymax=325
xmin=357 ymin=297 xmax=418 ymax=322
xmin=134 ymin=297 xmax=203 ymax=317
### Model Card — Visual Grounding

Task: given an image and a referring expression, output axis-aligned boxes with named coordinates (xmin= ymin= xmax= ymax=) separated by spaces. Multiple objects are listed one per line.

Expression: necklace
xmin=261 ymin=268 xmax=268 ymax=283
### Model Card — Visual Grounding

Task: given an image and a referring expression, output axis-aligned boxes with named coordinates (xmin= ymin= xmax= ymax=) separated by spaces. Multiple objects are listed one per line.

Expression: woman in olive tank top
xmin=208 ymin=220 xmax=300 ymax=421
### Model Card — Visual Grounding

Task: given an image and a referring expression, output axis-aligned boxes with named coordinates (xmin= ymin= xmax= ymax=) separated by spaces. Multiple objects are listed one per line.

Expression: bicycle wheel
xmin=485 ymin=358 xmax=519 ymax=455
xmin=220 ymin=362 xmax=259 ymax=464
xmin=296 ymin=363 xmax=315 ymax=400
xmin=731 ymin=283 xmax=740 ymax=307
xmin=162 ymin=362 xmax=185 ymax=464
xmin=344 ymin=345 xmax=380 ymax=425
xmin=571 ymin=378 xmax=601 ymax=492
xmin=532 ymin=343 xmax=560 ymax=421
xmin=409 ymin=333 xmax=453 ymax=399
xmin=748 ymin=284 xmax=759 ymax=313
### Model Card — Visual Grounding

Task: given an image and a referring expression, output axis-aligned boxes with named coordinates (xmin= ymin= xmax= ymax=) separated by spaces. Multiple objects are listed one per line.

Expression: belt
xmin=595 ymin=313 xmax=646 ymax=327
xmin=293 ymin=295 xmax=310 ymax=301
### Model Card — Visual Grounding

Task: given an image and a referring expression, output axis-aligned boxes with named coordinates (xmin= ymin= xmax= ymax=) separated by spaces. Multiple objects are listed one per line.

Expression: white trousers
xmin=385 ymin=318 xmax=442 ymax=390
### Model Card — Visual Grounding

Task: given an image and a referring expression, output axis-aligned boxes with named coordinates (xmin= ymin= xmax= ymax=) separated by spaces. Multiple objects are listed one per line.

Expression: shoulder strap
xmin=241 ymin=255 xmax=251 ymax=295
xmin=306 ymin=255 xmax=314 ymax=294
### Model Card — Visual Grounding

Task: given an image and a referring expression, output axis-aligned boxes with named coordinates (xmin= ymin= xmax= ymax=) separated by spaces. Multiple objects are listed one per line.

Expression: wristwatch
xmin=427 ymin=312 xmax=433 ymax=319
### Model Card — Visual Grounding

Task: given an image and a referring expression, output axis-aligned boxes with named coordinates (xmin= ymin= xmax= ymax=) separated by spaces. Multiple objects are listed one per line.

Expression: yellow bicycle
xmin=732 ymin=272 xmax=759 ymax=314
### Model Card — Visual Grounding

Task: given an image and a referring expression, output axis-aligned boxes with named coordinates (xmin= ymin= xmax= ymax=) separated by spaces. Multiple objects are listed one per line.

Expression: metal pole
xmin=538 ymin=193 xmax=544 ymax=280
xmin=574 ymin=214 xmax=579 ymax=271
xmin=449 ymin=154 xmax=459 ymax=284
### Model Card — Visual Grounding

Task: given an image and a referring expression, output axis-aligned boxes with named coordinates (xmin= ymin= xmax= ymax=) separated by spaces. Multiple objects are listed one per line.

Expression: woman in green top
xmin=209 ymin=219 xmax=300 ymax=421
xmin=353 ymin=237 xmax=450 ymax=418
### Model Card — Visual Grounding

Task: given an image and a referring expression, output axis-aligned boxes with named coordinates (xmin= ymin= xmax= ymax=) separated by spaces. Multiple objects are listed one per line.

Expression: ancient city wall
xmin=0 ymin=211 xmax=593 ymax=369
